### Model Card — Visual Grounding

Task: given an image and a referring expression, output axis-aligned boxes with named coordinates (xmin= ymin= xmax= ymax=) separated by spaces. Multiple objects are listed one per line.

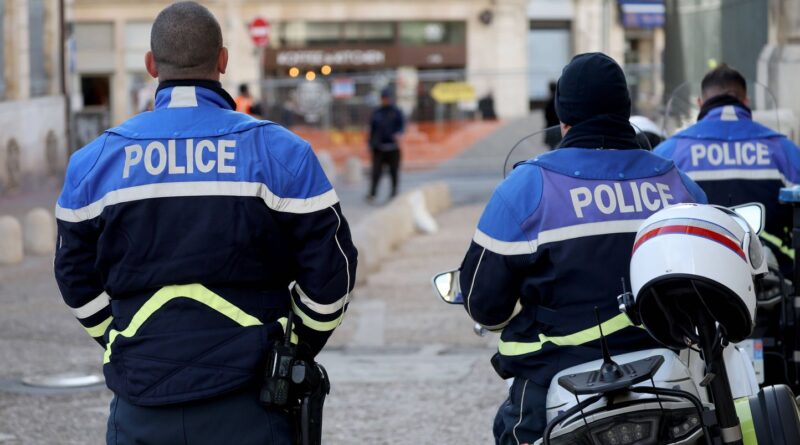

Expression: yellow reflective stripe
xmin=761 ymin=231 xmax=795 ymax=260
xmin=84 ymin=316 xmax=113 ymax=338
xmin=735 ymin=397 xmax=758 ymax=445
xmin=290 ymin=298 xmax=342 ymax=332
xmin=276 ymin=316 xmax=300 ymax=345
xmin=498 ymin=313 xmax=634 ymax=357
xmin=103 ymin=284 xmax=263 ymax=364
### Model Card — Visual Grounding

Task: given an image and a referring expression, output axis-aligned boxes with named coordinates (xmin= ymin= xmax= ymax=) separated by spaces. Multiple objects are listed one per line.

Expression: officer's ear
xmin=696 ymin=96 xmax=704 ymax=108
xmin=560 ymin=122 xmax=571 ymax=137
xmin=145 ymin=51 xmax=159 ymax=79
xmin=217 ymin=47 xmax=229 ymax=75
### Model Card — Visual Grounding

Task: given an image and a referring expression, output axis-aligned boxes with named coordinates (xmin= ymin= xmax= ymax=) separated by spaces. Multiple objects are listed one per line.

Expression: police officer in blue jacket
xmin=53 ymin=3 xmax=357 ymax=444
xmin=655 ymin=64 xmax=800 ymax=275
xmin=459 ymin=53 xmax=706 ymax=444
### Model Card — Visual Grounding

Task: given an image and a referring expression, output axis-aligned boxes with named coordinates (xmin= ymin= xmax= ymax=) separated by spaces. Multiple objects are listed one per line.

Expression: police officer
xmin=459 ymin=53 xmax=706 ymax=444
xmin=655 ymin=64 xmax=800 ymax=275
xmin=53 ymin=3 xmax=357 ymax=444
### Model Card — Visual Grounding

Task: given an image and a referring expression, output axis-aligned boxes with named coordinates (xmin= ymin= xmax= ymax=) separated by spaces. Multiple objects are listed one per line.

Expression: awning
xmin=619 ymin=0 xmax=665 ymax=29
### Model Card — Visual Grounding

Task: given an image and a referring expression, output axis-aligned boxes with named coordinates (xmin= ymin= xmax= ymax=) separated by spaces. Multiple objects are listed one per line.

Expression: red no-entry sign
xmin=249 ymin=17 xmax=271 ymax=47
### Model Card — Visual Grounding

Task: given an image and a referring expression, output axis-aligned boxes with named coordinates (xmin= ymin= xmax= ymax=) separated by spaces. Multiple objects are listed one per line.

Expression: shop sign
xmin=276 ymin=49 xmax=386 ymax=67
xmin=431 ymin=82 xmax=475 ymax=104
xmin=331 ymin=78 xmax=356 ymax=99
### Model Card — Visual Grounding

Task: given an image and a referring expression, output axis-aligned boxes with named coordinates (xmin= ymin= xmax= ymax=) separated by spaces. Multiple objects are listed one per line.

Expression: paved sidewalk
xmin=0 ymin=113 xmax=549 ymax=443
xmin=0 ymin=204 xmax=507 ymax=444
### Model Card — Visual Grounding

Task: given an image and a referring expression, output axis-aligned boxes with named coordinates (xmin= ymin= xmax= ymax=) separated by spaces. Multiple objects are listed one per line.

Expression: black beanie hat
xmin=555 ymin=52 xmax=631 ymax=126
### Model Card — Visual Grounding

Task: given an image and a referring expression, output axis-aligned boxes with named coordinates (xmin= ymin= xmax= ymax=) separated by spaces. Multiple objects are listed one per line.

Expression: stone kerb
xmin=317 ymin=150 xmax=337 ymax=185
xmin=351 ymin=182 xmax=452 ymax=284
xmin=344 ymin=157 xmax=363 ymax=184
xmin=0 ymin=215 xmax=24 ymax=265
xmin=24 ymin=208 xmax=56 ymax=255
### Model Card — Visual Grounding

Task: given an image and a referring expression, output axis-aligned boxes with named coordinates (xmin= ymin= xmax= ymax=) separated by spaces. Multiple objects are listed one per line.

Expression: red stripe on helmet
xmin=632 ymin=225 xmax=746 ymax=260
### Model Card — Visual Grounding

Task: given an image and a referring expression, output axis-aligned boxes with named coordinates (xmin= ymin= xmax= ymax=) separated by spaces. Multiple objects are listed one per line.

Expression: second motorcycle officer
xmin=459 ymin=53 xmax=707 ymax=444
xmin=53 ymin=3 xmax=357 ymax=444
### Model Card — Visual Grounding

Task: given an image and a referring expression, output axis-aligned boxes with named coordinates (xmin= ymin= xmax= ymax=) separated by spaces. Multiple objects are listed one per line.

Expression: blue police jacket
xmin=460 ymin=145 xmax=706 ymax=386
xmin=54 ymin=81 xmax=358 ymax=406
xmin=655 ymin=104 xmax=800 ymax=268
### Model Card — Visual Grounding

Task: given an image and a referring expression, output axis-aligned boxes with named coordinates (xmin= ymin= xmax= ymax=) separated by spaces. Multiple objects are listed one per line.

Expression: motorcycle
xmin=432 ymin=202 xmax=800 ymax=444
xmin=662 ymin=81 xmax=800 ymax=394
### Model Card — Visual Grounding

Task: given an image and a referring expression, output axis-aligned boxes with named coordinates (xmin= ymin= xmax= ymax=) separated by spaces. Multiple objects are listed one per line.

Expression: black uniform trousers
xmin=107 ymin=385 xmax=292 ymax=445
xmin=494 ymin=378 xmax=549 ymax=445
xmin=369 ymin=148 xmax=401 ymax=198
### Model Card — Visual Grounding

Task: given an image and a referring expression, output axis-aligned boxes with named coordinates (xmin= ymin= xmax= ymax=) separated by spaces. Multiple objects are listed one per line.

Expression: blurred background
xmin=0 ymin=0 xmax=798 ymax=191
xmin=2 ymin=1 xmax=800 ymax=443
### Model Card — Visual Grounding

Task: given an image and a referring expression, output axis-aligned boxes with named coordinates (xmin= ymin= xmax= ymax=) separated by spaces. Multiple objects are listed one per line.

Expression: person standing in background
xmin=235 ymin=83 xmax=253 ymax=114
xmin=367 ymin=89 xmax=405 ymax=203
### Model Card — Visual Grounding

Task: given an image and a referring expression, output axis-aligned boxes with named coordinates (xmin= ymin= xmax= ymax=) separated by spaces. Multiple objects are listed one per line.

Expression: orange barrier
xmin=291 ymin=119 xmax=502 ymax=170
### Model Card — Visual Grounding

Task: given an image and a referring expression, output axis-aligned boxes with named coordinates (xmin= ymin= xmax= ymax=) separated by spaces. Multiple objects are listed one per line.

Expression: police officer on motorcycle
xmin=53 ymin=3 xmax=357 ymax=444
xmin=654 ymin=64 xmax=800 ymax=276
xmin=458 ymin=53 xmax=707 ymax=444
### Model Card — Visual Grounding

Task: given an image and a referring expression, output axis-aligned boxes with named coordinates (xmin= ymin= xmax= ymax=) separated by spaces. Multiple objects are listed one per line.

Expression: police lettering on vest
xmin=689 ymin=141 xmax=771 ymax=167
xmin=570 ymin=181 xmax=673 ymax=218
xmin=123 ymin=139 xmax=236 ymax=178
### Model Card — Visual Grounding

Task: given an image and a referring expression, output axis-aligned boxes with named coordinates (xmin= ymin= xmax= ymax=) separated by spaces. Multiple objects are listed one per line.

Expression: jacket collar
xmin=558 ymin=114 xmax=639 ymax=150
xmin=699 ymin=104 xmax=753 ymax=124
xmin=154 ymin=80 xmax=236 ymax=111
xmin=697 ymin=94 xmax=752 ymax=122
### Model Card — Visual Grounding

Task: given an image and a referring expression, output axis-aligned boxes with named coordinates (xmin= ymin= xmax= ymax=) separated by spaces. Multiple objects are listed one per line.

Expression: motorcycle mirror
xmin=732 ymin=202 xmax=765 ymax=235
xmin=431 ymin=269 xmax=463 ymax=304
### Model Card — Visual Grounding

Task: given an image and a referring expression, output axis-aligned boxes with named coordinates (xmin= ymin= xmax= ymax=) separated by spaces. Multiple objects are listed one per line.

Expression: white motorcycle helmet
xmin=630 ymin=203 xmax=767 ymax=349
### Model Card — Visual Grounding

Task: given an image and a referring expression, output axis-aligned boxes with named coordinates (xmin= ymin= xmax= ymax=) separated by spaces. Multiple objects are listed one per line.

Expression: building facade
xmin=0 ymin=0 xmax=66 ymax=193
xmin=72 ymin=0 xmax=530 ymax=126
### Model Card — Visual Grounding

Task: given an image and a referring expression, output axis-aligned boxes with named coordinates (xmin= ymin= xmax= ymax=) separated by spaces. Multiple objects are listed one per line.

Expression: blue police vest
xmin=54 ymin=83 xmax=357 ymax=405
xmin=655 ymin=105 xmax=800 ymax=266
xmin=460 ymin=148 xmax=706 ymax=385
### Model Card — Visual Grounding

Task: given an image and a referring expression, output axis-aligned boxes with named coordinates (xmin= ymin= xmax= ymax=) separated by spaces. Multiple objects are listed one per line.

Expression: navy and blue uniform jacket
xmin=460 ymin=142 xmax=706 ymax=387
xmin=655 ymin=104 xmax=800 ymax=271
xmin=54 ymin=81 xmax=358 ymax=406
xmin=369 ymin=104 xmax=405 ymax=151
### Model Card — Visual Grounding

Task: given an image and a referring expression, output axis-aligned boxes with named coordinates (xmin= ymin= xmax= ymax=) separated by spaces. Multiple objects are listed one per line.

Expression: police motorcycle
xmin=432 ymin=203 xmax=800 ymax=444
xmin=663 ymin=81 xmax=800 ymax=394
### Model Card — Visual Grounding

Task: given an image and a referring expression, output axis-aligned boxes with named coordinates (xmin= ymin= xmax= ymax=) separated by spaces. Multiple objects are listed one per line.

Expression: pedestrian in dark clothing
xmin=544 ymin=81 xmax=561 ymax=149
xmin=367 ymin=89 xmax=405 ymax=202
xmin=478 ymin=92 xmax=497 ymax=120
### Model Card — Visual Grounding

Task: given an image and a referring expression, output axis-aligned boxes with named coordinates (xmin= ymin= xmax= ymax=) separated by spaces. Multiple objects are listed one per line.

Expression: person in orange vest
xmin=235 ymin=83 xmax=253 ymax=114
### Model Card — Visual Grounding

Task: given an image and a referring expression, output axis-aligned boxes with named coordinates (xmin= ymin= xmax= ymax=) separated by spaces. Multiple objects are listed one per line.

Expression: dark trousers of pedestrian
xmin=369 ymin=149 xmax=401 ymax=199
xmin=494 ymin=378 xmax=548 ymax=445
xmin=107 ymin=385 xmax=292 ymax=445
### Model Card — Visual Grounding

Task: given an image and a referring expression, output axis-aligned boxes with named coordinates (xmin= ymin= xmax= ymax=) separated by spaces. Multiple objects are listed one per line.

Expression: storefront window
xmin=75 ymin=23 xmax=115 ymax=52
xmin=280 ymin=22 xmax=341 ymax=47
xmin=343 ymin=22 xmax=394 ymax=44
xmin=124 ymin=22 xmax=152 ymax=70
xmin=399 ymin=21 xmax=465 ymax=45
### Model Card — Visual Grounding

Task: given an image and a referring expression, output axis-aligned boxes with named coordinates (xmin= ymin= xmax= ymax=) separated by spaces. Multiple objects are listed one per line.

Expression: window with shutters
xmin=0 ymin=0 xmax=6 ymax=100
xmin=29 ymin=0 xmax=48 ymax=97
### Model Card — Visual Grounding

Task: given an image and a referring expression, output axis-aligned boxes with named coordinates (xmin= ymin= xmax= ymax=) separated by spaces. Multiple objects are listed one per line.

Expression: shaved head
xmin=701 ymin=64 xmax=747 ymax=102
xmin=150 ymin=1 xmax=223 ymax=80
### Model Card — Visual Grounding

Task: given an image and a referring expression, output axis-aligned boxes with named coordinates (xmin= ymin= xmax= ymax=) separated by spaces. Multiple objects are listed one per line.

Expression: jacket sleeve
xmin=54 ymin=141 xmax=112 ymax=347
xmin=272 ymin=145 xmax=358 ymax=357
xmin=459 ymin=188 xmax=532 ymax=331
